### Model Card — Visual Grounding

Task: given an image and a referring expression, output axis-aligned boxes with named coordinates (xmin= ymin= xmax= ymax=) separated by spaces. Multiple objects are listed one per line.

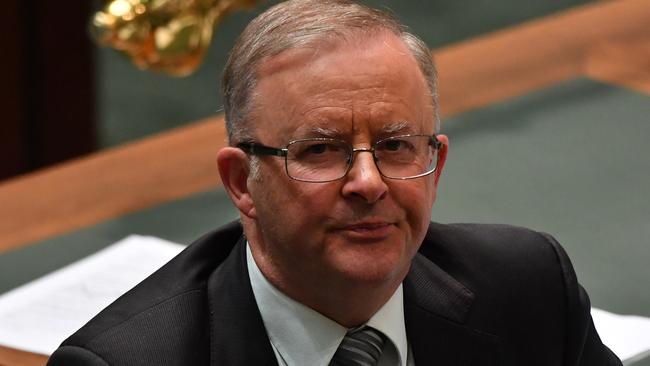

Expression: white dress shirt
xmin=247 ymin=243 xmax=414 ymax=366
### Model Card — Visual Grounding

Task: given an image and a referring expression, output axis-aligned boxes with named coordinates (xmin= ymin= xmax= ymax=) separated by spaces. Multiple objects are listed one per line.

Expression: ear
xmin=433 ymin=134 xmax=448 ymax=186
xmin=216 ymin=147 xmax=257 ymax=219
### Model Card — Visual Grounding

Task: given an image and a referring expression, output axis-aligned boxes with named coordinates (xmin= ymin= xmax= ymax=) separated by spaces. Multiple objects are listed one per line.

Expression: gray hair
xmin=221 ymin=0 xmax=439 ymax=145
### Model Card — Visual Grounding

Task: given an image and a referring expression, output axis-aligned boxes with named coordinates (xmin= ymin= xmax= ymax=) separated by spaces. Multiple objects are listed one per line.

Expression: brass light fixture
xmin=91 ymin=0 xmax=262 ymax=76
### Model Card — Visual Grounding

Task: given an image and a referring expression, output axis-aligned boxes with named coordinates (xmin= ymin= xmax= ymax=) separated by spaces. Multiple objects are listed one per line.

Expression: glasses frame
xmin=237 ymin=134 xmax=443 ymax=183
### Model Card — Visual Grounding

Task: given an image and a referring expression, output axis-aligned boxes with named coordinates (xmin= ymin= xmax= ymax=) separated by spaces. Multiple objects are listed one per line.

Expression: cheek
xmin=423 ymin=177 xmax=438 ymax=208
xmin=401 ymin=178 xmax=435 ymax=207
xmin=252 ymin=167 xmax=338 ymax=226
xmin=400 ymin=180 xmax=436 ymax=232
xmin=249 ymin=165 xmax=293 ymax=221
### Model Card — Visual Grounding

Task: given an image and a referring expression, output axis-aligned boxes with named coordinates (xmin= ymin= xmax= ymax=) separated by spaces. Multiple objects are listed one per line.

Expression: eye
xmin=379 ymin=138 xmax=413 ymax=152
xmin=383 ymin=139 xmax=405 ymax=151
xmin=289 ymin=140 xmax=348 ymax=160
xmin=306 ymin=143 xmax=328 ymax=154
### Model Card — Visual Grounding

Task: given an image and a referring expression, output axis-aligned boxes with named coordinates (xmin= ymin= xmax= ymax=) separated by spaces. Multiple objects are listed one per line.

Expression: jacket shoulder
xmin=420 ymin=222 xmax=565 ymax=278
xmin=419 ymin=222 xmax=577 ymax=305
xmin=48 ymin=221 xmax=244 ymax=366
xmin=418 ymin=222 xmax=621 ymax=365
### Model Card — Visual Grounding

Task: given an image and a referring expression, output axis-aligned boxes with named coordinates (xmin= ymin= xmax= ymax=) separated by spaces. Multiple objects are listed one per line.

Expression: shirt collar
xmin=367 ymin=282 xmax=408 ymax=366
xmin=246 ymin=242 xmax=408 ymax=366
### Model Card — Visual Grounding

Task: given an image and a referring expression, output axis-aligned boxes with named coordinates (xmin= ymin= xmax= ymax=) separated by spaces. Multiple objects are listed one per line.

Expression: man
xmin=48 ymin=0 xmax=621 ymax=365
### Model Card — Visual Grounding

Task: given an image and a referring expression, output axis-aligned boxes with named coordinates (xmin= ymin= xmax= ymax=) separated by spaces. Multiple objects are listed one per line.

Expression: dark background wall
xmin=1 ymin=1 xmax=95 ymax=181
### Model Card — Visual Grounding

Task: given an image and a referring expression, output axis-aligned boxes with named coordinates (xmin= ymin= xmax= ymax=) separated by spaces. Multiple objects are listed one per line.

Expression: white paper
xmin=592 ymin=308 xmax=650 ymax=364
xmin=0 ymin=235 xmax=184 ymax=355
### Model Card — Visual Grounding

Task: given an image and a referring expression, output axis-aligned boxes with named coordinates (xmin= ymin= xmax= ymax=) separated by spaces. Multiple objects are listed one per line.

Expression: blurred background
xmin=0 ymin=0 xmax=649 ymax=363
xmin=2 ymin=0 xmax=597 ymax=179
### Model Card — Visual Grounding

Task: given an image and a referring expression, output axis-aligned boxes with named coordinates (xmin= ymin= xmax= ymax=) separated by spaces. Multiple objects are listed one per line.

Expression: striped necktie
xmin=330 ymin=326 xmax=387 ymax=366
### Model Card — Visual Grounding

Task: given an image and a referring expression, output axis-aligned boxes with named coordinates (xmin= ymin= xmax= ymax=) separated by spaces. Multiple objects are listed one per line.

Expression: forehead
xmin=252 ymin=32 xmax=434 ymax=141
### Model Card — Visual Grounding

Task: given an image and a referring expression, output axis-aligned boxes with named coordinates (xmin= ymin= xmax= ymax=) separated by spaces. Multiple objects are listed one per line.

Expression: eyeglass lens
xmin=285 ymin=136 xmax=438 ymax=182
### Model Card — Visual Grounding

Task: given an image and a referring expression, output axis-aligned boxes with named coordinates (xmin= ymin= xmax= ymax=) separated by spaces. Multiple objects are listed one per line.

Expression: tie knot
xmin=330 ymin=326 xmax=387 ymax=366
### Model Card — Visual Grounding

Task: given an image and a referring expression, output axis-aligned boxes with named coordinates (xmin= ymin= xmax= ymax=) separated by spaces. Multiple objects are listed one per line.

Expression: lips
xmin=336 ymin=220 xmax=394 ymax=240
xmin=343 ymin=222 xmax=391 ymax=231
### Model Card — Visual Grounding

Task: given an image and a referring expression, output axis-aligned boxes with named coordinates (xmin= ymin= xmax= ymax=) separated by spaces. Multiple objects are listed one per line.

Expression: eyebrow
xmin=297 ymin=121 xmax=415 ymax=139
xmin=379 ymin=121 xmax=413 ymax=134
xmin=304 ymin=126 xmax=345 ymax=138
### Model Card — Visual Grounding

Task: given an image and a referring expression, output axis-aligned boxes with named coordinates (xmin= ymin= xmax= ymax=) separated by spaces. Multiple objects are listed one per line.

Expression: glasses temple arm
xmin=237 ymin=142 xmax=287 ymax=157
xmin=431 ymin=135 xmax=443 ymax=149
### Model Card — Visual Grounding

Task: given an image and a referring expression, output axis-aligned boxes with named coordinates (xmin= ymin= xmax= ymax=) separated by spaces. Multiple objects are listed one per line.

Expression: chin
xmin=331 ymin=248 xmax=411 ymax=287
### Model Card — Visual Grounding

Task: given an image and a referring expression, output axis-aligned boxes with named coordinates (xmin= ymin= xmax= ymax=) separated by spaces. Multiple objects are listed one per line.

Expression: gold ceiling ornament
xmin=91 ymin=0 xmax=262 ymax=76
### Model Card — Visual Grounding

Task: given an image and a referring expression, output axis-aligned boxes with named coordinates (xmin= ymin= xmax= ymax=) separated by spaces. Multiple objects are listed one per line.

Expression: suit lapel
xmin=404 ymin=254 xmax=501 ymax=365
xmin=207 ymin=237 xmax=278 ymax=366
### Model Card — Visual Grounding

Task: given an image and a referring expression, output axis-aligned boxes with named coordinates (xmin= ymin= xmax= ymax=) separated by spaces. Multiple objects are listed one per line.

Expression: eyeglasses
xmin=237 ymin=134 xmax=443 ymax=183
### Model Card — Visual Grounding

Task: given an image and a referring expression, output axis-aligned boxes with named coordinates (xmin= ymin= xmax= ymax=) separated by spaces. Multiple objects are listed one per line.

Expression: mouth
xmin=336 ymin=220 xmax=394 ymax=241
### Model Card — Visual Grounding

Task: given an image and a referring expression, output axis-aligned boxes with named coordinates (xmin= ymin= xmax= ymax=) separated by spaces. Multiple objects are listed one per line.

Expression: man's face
xmin=244 ymin=32 xmax=447 ymax=294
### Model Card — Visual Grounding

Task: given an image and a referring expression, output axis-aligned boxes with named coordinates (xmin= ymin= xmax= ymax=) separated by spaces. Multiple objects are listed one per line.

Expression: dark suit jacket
xmin=47 ymin=221 xmax=621 ymax=365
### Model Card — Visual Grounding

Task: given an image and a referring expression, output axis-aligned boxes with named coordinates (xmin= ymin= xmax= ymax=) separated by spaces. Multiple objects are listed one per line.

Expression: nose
xmin=341 ymin=149 xmax=388 ymax=203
